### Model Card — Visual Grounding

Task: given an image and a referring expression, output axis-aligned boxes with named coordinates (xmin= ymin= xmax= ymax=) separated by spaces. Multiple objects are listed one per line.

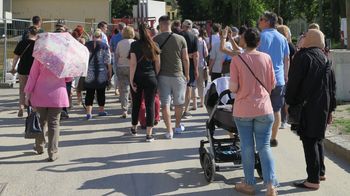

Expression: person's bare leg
xmin=175 ymin=105 xmax=183 ymax=128
xmin=184 ymin=86 xmax=191 ymax=113
xmin=271 ymin=111 xmax=281 ymax=140
xmin=77 ymin=91 xmax=82 ymax=105
xmin=146 ymin=127 xmax=153 ymax=136
xmin=192 ymin=87 xmax=197 ymax=110
xmin=86 ymin=106 xmax=92 ymax=115
xmin=162 ymin=105 xmax=172 ymax=133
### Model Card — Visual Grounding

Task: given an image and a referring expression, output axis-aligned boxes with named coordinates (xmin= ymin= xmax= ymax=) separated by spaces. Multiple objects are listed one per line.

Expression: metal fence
xmin=0 ymin=18 xmax=120 ymax=84
xmin=0 ymin=18 xmax=32 ymax=84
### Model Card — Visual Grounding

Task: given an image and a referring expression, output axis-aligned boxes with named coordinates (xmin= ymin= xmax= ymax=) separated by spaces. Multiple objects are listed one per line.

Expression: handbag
xmin=202 ymin=40 xmax=209 ymax=81
xmin=24 ymin=107 xmax=43 ymax=139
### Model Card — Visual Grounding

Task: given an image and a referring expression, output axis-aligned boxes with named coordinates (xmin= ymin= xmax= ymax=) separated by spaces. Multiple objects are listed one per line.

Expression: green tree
xmin=111 ymin=0 xmax=138 ymax=18
xmin=177 ymin=0 xmax=266 ymax=27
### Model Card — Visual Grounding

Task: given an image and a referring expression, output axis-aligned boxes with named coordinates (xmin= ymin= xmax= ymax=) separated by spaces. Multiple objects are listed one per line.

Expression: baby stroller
xmin=199 ymin=77 xmax=262 ymax=182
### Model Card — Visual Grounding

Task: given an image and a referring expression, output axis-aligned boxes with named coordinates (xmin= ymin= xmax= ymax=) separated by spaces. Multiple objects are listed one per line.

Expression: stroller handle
xmin=219 ymin=89 xmax=234 ymax=101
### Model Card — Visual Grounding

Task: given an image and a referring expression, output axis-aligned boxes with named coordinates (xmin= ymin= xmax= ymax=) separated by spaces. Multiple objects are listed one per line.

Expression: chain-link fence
xmin=0 ymin=18 xmax=120 ymax=85
xmin=0 ymin=18 xmax=32 ymax=85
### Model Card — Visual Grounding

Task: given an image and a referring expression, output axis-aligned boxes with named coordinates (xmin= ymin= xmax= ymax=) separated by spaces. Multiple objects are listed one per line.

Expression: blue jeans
xmin=234 ymin=114 xmax=278 ymax=186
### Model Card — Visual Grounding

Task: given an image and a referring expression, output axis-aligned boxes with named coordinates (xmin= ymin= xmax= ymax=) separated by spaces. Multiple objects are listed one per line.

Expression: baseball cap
xmin=192 ymin=28 xmax=199 ymax=36
xmin=56 ymin=19 xmax=66 ymax=27
xmin=231 ymin=26 xmax=239 ymax=33
xmin=182 ymin=19 xmax=193 ymax=28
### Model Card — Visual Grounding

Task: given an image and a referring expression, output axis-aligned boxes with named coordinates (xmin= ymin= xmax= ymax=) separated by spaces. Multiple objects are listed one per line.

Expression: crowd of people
xmin=11 ymin=11 xmax=336 ymax=195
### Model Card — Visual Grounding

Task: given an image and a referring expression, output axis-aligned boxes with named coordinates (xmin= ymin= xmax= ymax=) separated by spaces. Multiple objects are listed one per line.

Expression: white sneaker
xmin=280 ymin=122 xmax=287 ymax=129
xmin=174 ymin=124 xmax=185 ymax=134
xmin=165 ymin=132 xmax=173 ymax=139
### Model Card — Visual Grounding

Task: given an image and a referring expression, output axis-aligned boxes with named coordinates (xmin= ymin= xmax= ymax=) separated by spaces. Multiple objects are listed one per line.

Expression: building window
xmin=172 ymin=12 xmax=175 ymax=19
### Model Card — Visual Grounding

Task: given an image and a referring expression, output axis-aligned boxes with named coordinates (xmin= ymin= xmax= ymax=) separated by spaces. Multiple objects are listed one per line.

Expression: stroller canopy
xmin=205 ymin=77 xmax=235 ymax=107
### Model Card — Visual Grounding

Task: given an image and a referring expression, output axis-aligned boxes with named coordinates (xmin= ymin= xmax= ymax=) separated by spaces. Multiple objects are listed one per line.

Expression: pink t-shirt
xmin=230 ymin=51 xmax=276 ymax=117
xmin=24 ymin=59 xmax=71 ymax=108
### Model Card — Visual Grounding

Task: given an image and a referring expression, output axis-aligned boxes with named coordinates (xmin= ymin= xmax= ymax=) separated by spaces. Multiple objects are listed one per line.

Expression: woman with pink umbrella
xmin=25 ymin=29 xmax=89 ymax=161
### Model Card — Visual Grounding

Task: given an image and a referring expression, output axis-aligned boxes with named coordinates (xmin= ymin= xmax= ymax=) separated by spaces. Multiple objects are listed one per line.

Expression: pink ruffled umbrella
xmin=33 ymin=32 xmax=89 ymax=78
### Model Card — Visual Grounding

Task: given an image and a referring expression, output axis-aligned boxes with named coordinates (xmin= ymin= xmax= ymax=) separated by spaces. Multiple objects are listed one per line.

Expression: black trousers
xmin=131 ymin=76 xmax=157 ymax=127
xmin=63 ymin=82 xmax=72 ymax=113
xmin=211 ymin=72 xmax=222 ymax=82
xmin=85 ymin=88 xmax=106 ymax=106
xmin=301 ymin=137 xmax=325 ymax=183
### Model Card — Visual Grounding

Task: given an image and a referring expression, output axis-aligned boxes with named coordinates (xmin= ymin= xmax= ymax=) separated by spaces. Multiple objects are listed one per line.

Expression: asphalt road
xmin=0 ymin=87 xmax=349 ymax=196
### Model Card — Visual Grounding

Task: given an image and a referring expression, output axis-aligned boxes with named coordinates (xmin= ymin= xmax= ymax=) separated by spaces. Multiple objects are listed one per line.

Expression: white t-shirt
xmin=115 ymin=39 xmax=135 ymax=67
xmin=198 ymin=38 xmax=208 ymax=68
xmin=101 ymin=32 xmax=110 ymax=48
xmin=210 ymin=42 xmax=232 ymax=73
xmin=211 ymin=34 xmax=220 ymax=47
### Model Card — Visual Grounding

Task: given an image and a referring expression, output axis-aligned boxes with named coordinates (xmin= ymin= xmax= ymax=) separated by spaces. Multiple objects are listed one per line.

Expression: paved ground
xmin=0 ymin=86 xmax=350 ymax=196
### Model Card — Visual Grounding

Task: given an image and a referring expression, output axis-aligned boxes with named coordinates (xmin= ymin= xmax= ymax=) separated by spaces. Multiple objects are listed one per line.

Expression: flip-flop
xmin=293 ymin=181 xmax=319 ymax=190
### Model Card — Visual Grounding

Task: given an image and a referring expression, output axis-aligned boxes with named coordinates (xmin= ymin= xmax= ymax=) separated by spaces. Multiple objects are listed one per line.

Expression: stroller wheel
xmin=203 ymin=153 xmax=215 ymax=182
xmin=255 ymin=153 xmax=263 ymax=179
xmin=199 ymin=146 xmax=207 ymax=169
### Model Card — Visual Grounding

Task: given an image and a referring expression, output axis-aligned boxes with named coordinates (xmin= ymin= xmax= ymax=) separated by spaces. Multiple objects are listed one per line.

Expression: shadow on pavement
xmin=277 ymin=180 xmax=322 ymax=195
xmin=77 ymin=168 xmax=231 ymax=195
xmin=0 ymin=129 xmax=139 ymax=154
xmin=325 ymin=150 xmax=350 ymax=173
xmin=39 ymin=148 xmax=198 ymax=173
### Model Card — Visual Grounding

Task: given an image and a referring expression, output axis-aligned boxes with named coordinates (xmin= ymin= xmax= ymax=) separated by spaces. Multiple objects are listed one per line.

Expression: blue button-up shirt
xmin=258 ymin=28 xmax=289 ymax=86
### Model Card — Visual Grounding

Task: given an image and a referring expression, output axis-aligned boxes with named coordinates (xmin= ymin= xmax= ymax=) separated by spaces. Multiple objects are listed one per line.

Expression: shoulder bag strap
xmin=89 ymin=42 xmax=99 ymax=63
xmin=20 ymin=42 xmax=33 ymax=58
xmin=160 ymin=32 xmax=173 ymax=49
xmin=238 ymin=54 xmax=270 ymax=95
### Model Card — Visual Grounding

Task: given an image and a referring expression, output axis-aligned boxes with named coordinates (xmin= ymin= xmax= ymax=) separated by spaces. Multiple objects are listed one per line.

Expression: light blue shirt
xmin=258 ymin=28 xmax=289 ymax=86
xmin=110 ymin=33 xmax=123 ymax=53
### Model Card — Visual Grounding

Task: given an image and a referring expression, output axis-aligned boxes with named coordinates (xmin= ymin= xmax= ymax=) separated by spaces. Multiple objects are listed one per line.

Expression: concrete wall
xmin=133 ymin=0 xmax=166 ymax=28
xmin=330 ymin=50 xmax=350 ymax=101
xmin=12 ymin=0 xmax=109 ymax=23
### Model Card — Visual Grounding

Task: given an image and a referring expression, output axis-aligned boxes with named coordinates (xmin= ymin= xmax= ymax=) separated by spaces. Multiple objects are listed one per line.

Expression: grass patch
xmin=334 ymin=118 xmax=350 ymax=133
xmin=346 ymin=107 xmax=350 ymax=113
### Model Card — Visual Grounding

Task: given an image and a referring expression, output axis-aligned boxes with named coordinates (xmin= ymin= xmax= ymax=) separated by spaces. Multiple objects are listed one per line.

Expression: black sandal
xmin=293 ymin=180 xmax=319 ymax=190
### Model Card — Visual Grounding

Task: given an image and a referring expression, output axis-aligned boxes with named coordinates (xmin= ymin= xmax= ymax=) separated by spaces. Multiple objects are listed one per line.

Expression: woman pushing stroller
xmin=221 ymin=28 xmax=278 ymax=195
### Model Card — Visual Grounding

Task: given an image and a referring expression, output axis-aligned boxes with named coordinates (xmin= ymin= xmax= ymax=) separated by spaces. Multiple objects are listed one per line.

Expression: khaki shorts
xmin=158 ymin=75 xmax=186 ymax=106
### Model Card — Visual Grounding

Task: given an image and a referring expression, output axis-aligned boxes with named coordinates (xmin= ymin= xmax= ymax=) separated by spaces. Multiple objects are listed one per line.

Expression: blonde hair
xmin=277 ymin=25 xmax=292 ymax=42
xmin=122 ymin=26 xmax=135 ymax=39
xmin=308 ymin=23 xmax=320 ymax=30
xmin=94 ymin=28 xmax=102 ymax=38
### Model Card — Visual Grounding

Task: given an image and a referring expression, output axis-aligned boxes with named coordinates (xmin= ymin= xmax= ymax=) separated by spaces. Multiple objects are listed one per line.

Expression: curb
xmin=324 ymin=129 xmax=350 ymax=164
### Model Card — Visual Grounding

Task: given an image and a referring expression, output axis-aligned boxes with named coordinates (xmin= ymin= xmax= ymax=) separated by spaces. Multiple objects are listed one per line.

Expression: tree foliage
xmin=110 ymin=0 xmax=346 ymax=41
xmin=111 ymin=0 xmax=138 ymax=18
xmin=177 ymin=0 xmax=346 ymax=40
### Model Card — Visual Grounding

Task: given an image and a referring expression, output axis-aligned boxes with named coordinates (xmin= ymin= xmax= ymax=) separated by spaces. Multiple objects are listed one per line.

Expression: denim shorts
xmin=270 ymin=85 xmax=285 ymax=112
xmin=158 ymin=75 xmax=187 ymax=106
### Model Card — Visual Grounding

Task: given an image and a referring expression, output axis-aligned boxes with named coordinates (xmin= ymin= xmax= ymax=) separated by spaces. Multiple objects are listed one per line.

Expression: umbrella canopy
xmin=33 ymin=32 xmax=89 ymax=78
